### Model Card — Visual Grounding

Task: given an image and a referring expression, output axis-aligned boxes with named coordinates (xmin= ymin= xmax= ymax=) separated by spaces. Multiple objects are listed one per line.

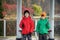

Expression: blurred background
xmin=0 ymin=0 xmax=60 ymax=40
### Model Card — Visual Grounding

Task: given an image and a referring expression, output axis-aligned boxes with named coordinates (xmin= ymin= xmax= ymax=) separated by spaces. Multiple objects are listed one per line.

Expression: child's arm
xmin=19 ymin=20 xmax=23 ymax=29
xmin=30 ymin=20 xmax=35 ymax=33
xmin=46 ymin=20 xmax=50 ymax=29
xmin=46 ymin=19 xmax=52 ymax=32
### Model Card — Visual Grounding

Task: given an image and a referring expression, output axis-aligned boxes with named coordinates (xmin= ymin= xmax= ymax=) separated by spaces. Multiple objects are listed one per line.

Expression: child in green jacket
xmin=36 ymin=12 xmax=50 ymax=40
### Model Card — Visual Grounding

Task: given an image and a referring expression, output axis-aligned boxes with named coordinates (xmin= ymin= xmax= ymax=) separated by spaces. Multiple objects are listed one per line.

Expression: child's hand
xmin=19 ymin=30 xmax=22 ymax=32
xmin=48 ymin=30 xmax=52 ymax=32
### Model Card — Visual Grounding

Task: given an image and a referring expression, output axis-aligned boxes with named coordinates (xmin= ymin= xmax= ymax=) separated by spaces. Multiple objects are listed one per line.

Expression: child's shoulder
xmin=45 ymin=17 xmax=48 ymax=19
xmin=30 ymin=19 xmax=34 ymax=22
xmin=37 ymin=19 xmax=41 ymax=22
xmin=45 ymin=17 xmax=49 ymax=22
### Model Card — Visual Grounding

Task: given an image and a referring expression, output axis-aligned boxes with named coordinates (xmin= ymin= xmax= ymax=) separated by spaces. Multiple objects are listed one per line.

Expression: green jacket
xmin=36 ymin=18 xmax=50 ymax=34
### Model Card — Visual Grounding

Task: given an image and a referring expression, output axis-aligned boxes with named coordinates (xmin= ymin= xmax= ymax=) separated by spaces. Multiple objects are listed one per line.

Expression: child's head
xmin=24 ymin=10 xmax=30 ymax=17
xmin=41 ymin=12 xmax=46 ymax=19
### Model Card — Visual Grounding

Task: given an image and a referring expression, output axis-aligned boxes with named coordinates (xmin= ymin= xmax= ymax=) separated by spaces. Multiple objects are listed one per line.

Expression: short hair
xmin=24 ymin=10 xmax=30 ymax=15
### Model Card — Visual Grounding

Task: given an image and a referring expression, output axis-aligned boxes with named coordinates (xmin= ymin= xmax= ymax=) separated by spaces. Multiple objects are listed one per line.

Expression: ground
xmin=0 ymin=36 xmax=60 ymax=40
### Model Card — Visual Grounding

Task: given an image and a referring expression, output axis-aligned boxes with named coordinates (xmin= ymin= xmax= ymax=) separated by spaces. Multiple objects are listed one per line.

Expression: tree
xmin=27 ymin=0 xmax=30 ymax=7
xmin=0 ymin=0 xmax=4 ymax=19
xmin=32 ymin=4 xmax=42 ymax=16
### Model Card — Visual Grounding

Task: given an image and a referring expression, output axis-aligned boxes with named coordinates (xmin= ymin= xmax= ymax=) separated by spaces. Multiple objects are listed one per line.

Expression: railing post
xmin=4 ymin=20 xmax=6 ymax=37
xmin=35 ymin=20 xmax=38 ymax=40
xmin=49 ymin=0 xmax=55 ymax=40
xmin=16 ymin=0 xmax=22 ymax=40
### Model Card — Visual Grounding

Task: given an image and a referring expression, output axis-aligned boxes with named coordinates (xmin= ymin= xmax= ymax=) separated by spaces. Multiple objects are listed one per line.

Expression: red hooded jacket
xmin=19 ymin=16 xmax=34 ymax=34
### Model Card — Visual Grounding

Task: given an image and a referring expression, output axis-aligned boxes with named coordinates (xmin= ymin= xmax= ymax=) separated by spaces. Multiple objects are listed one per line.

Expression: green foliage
xmin=0 ymin=0 xmax=4 ymax=36
xmin=0 ymin=0 xmax=4 ymax=19
xmin=32 ymin=4 xmax=42 ymax=16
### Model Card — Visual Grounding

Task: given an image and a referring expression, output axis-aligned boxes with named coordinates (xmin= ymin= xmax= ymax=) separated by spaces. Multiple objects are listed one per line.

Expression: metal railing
xmin=0 ymin=19 xmax=16 ymax=37
xmin=0 ymin=15 xmax=60 ymax=38
xmin=0 ymin=19 xmax=6 ymax=37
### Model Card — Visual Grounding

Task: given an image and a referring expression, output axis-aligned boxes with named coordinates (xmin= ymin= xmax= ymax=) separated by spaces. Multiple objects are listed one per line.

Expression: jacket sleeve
xmin=19 ymin=20 xmax=23 ymax=29
xmin=36 ymin=20 xmax=40 ymax=32
xmin=46 ymin=20 xmax=50 ymax=29
xmin=30 ymin=20 xmax=35 ymax=33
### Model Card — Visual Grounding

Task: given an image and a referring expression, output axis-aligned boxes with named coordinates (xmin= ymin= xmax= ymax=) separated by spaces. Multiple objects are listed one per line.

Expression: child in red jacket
xmin=19 ymin=10 xmax=34 ymax=40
